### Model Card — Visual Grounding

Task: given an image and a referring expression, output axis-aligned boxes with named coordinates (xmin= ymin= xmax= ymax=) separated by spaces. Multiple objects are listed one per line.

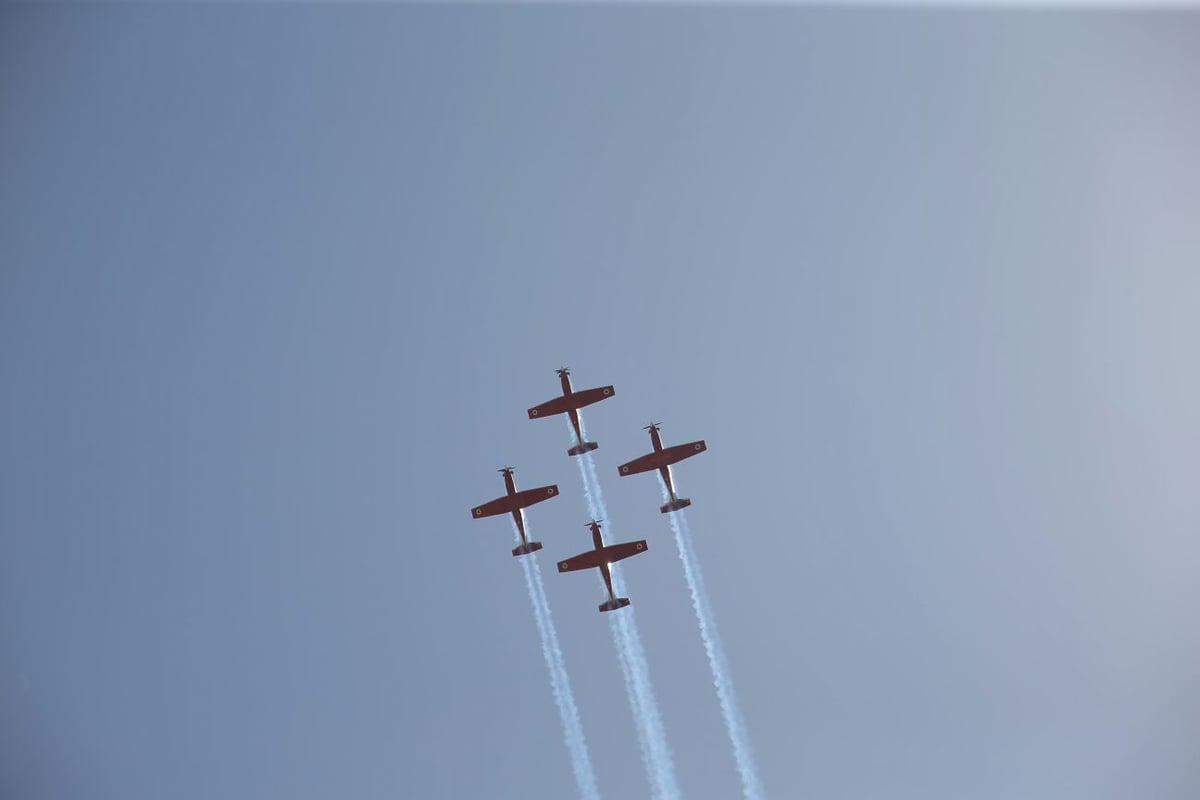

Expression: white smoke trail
xmin=581 ymin=451 xmax=678 ymax=795
xmin=658 ymin=478 xmax=766 ymax=800
xmin=573 ymin=452 xmax=653 ymax=781
xmin=572 ymin=457 xmax=654 ymax=781
xmin=513 ymin=521 xmax=603 ymax=800
xmin=572 ymin=416 xmax=681 ymax=800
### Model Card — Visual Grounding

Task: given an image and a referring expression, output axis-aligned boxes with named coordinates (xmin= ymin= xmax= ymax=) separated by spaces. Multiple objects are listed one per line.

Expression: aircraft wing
xmin=660 ymin=440 xmax=707 ymax=465
xmin=527 ymin=385 xmax=615 ymax=419
xmin=617 ymin=451 xmax=664 ymax=476
xmin=471 ymin=494 xmax=515 ymax=519
xmin=511 ymin=484 xmax=559 ymax=509
xmin=471 ymin=484 xmax=558 ymax=519
xmin=618 ymin=440 xmax=707 ymax=476
xmin=528 ymin=395 xmax=573 ymax=419
xmin=558 ymin=549 xmax=603 ymax=573
xmin=601 ymin=539 xmax=648 ymax=564
xmin=570 ymin=385 xmax=615 ymax=409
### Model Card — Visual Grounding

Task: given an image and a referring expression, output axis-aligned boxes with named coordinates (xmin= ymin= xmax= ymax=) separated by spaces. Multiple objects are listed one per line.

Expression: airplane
xmin=616 ymin=422 xmax=707 ymax=513
xmin=527 ymin=367 xmax=616 ymax=457
xmin=470 ymin=467 xmax=560 ymax=556
xmin=557 ymin=520 xmax=648 ymax=613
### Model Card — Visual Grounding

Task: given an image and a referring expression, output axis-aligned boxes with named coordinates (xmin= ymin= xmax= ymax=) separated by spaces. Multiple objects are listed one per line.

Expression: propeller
xmin=643 ymin=421 xmax=661 ymax=431
xmin=586 ymin=519 xmax=605 ymax=528
xmin=497 ymin=465 xmax=515 ymax=474
xmin=556 ymin=366 xmax=571 ymax=376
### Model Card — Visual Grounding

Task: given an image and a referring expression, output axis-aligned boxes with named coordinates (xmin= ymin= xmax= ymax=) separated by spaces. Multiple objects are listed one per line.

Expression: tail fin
xmin=512 ymin=541 xmax=544 ymax=557
xmin=660 ymin=497 xmax=692 ymax=514
xmin=567 ymin=441 xmax=599 ymax=457
xmin=598 ymin=597 xmax=631 ymax=613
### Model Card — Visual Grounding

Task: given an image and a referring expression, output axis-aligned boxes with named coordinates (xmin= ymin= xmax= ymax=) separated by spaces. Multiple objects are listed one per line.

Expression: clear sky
xmin=2 ymin=5 xmax=1198 ymax=799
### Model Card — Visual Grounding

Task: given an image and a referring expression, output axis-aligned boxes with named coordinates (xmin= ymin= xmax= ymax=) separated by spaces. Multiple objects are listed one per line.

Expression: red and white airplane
xmin=470 ymin=467 xmax=559 ymax=556
xmin=617 ymin=422 xmax=707 ymax=513
xmin=527 ymin=367 xmax=616 ymax=457
xmin=557 ymin=520 xmax=648 ymax=613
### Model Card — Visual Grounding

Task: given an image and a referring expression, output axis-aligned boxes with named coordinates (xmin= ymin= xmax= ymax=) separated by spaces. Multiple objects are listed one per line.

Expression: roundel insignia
xmin=636 ymin=542 xmax=644 ymax=550
xmin=603 ymin=388 xmax=611 ymax=395
xmin=694 ymin=443 xmax=702 ymax=450
xmin=547 ymin=487 xmax=555 ymax=495
xmin=474 ymin=509 xmax=481 ymax=516
xmin=621 ymin=466 xmax=629 ymax=473
xmin=531 ymin=409 xmax=539 ymax=416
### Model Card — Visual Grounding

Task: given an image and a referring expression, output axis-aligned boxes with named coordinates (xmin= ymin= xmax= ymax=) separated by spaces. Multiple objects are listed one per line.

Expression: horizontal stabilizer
xmin=567 ymin=441 xmax=599 ymax=457
xmin=512 ymin=541 xmax=543 ymax=557
xmin=598 ymin=597 xmax=631 ymax=613
xmin=660 ymin=498 xmax=692 ymax=514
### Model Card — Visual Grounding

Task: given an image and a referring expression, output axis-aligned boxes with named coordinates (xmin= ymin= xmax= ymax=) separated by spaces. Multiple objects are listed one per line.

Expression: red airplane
xmin=470 ymin=467 xmax=559 ymax=556
xmin=616 ymin=422 xmax=707 ymax=513
xmin=558 ymin=520 xmax=648 ymax=612
xmin=527 ymin=367 xmax=616 ymax=457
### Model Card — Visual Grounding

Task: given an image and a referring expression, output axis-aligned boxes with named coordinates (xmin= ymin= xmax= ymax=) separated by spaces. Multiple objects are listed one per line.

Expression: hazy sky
xmin=2 ymin=5 xmax=1199 ymax=799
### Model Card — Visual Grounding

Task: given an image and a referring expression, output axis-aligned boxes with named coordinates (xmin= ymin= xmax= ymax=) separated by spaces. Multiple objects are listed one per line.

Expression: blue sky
xmin=2 ymin=6 xmax=1198 ymax=799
